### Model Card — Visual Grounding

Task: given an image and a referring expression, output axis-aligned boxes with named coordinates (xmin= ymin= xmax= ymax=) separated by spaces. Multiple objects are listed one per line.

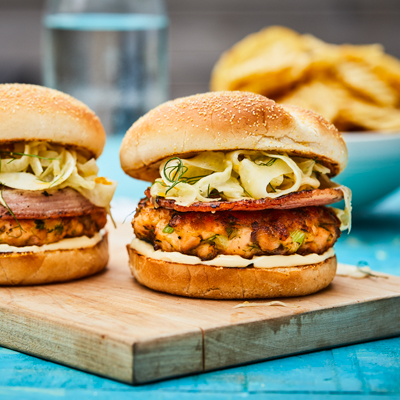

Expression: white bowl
xmin=335 ymin=132 xmax=400 ymax=211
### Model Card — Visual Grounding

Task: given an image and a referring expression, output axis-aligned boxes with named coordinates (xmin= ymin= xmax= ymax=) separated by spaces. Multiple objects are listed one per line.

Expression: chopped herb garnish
xmin=0 ymin=184 xmax=25 ymax=233
xmin=243 ymin=188 xmax=253 ymax=198
xmin=319 ymin=223 xmax=334 ymax=233
xmin=201 ymin=234 xmax=218 ymax=243
xmin=49 ymin=172 xmax=65 ymax=188
xmin=163 ymin=225 xmax=174 ymax=234
xmin=208 ymin=188 xmax=220 ymax=198
xmin=226 ymin=226 xmax=234 ymax=237
xmin=268 ymin=183 xmax=276 ymax=193
xmin=247 ymin=242 xmax=261 ymax=251
xmin=290 ymin=230 xmax=306 ymax=248
xmin=163 ymin=157 xmax=188 ymax=194
xmin=184 ymin=174 xmax=212 ymax=185
xmin=123 ymin=210 xmax=136 ymax=224
xmin=163 ymin=157 xmax=211 ymax=194
xmin=0 ymin=151 xmax=58 ymax=161
xmin=54 ymin=223 xmax=64 ymax=234
xmin=255 ymin=158 xmax=277 ymax=167
xmin=7 ymin=227 xmax=23 ymax=239
xmin=34 ymin=219 xmax=45 ymax=230
xmin=214 ymin=235 xmax=228 ymax=248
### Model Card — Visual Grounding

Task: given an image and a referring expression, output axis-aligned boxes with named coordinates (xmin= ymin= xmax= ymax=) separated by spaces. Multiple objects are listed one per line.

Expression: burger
xmin=120 ymin=91 xmax=351 ymax=299
xmin=0 ymin=84 xmax=116 ymax=285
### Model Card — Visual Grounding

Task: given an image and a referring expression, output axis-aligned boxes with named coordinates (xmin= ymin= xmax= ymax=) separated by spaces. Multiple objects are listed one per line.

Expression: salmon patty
xmin=0 ymin=210 xmax=107 ymax=247
xmin=133 ymin=199 xmax=341 ymax=261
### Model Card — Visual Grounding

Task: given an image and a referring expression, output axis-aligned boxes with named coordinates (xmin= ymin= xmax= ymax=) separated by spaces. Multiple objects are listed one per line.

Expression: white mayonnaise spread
xmin=130 ymin=237 xmax=335 ymax=269
xmin=0 ymin=231 xmax=103 ymax=254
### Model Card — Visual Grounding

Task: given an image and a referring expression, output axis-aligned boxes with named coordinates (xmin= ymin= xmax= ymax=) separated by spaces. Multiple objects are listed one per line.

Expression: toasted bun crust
xmin=0 ymin=84 xmax=106 ymax=158
xmin=120 ymin=91 xmax=347 ymax=182
xmin=0 ymin=233 xmax=109 ymax=286
xmin=127 ymin=246 xmax=337 ymax=299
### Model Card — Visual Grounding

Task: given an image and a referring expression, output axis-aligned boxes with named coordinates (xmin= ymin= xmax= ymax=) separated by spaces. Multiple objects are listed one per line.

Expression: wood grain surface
xmin=0 ymin=223 xmax=400 ymax=384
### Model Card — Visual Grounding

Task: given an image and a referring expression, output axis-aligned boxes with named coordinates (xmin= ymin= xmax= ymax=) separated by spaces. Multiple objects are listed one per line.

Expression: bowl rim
xmin=342 ymin=132 xmax=400 ymax=143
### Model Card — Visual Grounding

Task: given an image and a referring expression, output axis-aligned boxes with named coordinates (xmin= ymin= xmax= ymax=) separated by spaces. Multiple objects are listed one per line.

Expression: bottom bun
xmin=0 ymin=233 xmax=109 ymax=286
xmin=127 ymin=246 xmax=337 ymax=299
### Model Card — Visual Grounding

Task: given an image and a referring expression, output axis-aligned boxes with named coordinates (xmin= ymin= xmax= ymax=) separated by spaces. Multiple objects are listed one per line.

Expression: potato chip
xmin=278 ymin=80 xmax=346 ymax=122
xmin=213 ymin=26 xmax=301 ymax=71
xmin=339 ymin=98 xmax=400 ymax=131
xmin=211 ymin=26 xmax=400 ymax=132
xmin=336 ymin=61 xmax=397 ymax=107
xmin=303 ymin=34 xmax=342 ymax=74
xmin=210 ymin=26 xmax=311 ymax=96
xmin=370 ymin=53 xmax=400 ymax=94
xmin=340 ymin=43 xmax=385 ymax=63
xmin=338 ymin=43 xmax=400 ymax=90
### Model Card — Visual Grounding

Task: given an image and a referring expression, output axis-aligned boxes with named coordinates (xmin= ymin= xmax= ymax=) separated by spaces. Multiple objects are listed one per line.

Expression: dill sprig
xmin=243 ymin=188 xmax=253 ymax=198
xmin=0 ymin=184 xmax=25 ymax=233
xmin=201 ymin=234 xmax=218 ymax=243
xmin=0 ymin=150 xmax=58 ymax=174
xmin=49 ymin=172 xmax=65 ymax=188
xmin=163 ymin=157 xmax=188 ymax=194
xmin=123 ymin=210 xmax=136 ymax=224
xmin=163 ymin=157 xmax=210 ymax=194
xmin=0 ymin=150 xmax=58 ymax=161
xmin=247 ymin=242 xmax=261 ymax=251
xmin=255 ymin=158 xmax=277 ymax=167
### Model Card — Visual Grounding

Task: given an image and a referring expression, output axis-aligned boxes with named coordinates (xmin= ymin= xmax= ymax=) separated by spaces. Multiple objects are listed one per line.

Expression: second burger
xmin=120 ymin=91 xmax=351 ymax=299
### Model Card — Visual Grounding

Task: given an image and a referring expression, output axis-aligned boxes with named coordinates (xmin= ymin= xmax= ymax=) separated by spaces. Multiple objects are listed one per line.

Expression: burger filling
xmin=150 ymin=150 xmax=351 ymax=231
xmin=135 ymin=150 xmax=351 ymax=265
xmin=0 ymin=141 xmax=116 ymax=248
xmin=133 ymin=199 xmax=341 ymax=261
xmin=0 ymin=141 xmax=116 ymax=211
xmin=0 ymin=211 xmax=106 ymax=247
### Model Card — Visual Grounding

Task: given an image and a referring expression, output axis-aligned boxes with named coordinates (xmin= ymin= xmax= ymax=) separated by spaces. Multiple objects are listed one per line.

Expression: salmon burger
xmin=0 ymin=84 xmax=117 ymax=285
xmin=120 ymin=91 xmax=351 ymax=299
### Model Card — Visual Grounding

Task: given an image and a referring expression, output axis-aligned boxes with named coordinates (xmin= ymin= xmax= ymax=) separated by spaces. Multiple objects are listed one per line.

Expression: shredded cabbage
xmin=0 ymin=142 xmax=116 ymax=209
xmin=150 ymin=150 xmax=352 ymax=231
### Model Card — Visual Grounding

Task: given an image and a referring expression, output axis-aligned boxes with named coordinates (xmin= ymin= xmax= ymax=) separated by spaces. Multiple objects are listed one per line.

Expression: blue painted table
xmin=1 ymin=136 xmax=399 ymax=399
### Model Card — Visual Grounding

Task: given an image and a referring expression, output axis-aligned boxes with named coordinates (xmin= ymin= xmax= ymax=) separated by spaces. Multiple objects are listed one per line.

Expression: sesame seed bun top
xmin=120 ymin=91 xmax=347 ymax=182
xmin=0 ymin=84 xmax=106 ymax=158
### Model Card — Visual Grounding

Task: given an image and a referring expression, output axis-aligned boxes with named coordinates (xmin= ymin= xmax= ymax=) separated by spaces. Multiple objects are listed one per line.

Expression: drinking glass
xmin=42 ymin=0 xmax=169 ymax=135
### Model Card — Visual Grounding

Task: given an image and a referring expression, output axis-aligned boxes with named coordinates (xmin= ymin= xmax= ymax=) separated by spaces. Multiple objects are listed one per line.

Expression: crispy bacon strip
xmin=145 ymin=187 xmax=344 ymax=212
xmin=0 ymin=187 xmax=104 ymax=219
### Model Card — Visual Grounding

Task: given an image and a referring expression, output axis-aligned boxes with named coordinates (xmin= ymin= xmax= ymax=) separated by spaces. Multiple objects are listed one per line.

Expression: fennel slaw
xmin=0 ymin=141 xmax=116 ymax=211
xmin=150 ymin=151 xmax=352 ymax=231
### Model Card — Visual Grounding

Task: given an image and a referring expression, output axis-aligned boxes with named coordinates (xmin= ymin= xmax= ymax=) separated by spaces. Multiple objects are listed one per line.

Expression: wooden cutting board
xmin=0 ymin=223 xmax=400 ymax=385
